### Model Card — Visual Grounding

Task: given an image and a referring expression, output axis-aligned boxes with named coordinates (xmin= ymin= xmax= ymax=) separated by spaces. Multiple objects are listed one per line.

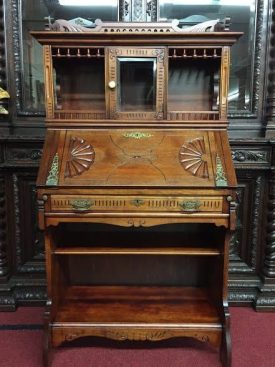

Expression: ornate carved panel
xmin=228 ymin=140 xmax=272 ymax=306
xmin=229 ymin=173 xmax=265 ymax=274
xmin=0 ymin=138 xmax=46 ymax=309
xmin=11 ymin=173 xmax=45 ymax=274
xmin=5 ymin=145 xmax=42 ymax=165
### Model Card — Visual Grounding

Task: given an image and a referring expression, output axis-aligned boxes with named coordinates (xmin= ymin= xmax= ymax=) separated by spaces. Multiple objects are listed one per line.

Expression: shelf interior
xmin=55 ymin=285 xmax=220 ymax=325
xmin=53 ymin=223 xmax=225 ymax=252
xmin=168 ymin=58 xmax=220 ymax=112
xmin=53 ymin=58 xmax=105 ymax=111
xmin=51 ymin=223 xmax=224 ymax=287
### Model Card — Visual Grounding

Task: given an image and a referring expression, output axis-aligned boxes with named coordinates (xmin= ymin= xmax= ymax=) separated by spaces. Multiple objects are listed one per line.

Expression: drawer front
xmin=50 ymin=195 xmax=223 ymax=213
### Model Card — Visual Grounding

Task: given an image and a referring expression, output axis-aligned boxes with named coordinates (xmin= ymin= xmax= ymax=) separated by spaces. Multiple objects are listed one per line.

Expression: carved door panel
xmin=107 ymin=47 xmax=166 ymax=120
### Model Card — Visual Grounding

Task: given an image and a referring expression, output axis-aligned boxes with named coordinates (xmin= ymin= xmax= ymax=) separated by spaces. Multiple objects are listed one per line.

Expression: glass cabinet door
xmin=108 ymin=48 xmax=165 ymax=120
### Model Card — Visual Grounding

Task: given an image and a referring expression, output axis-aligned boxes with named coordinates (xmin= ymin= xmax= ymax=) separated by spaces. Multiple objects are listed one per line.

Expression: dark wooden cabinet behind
xmin=0 ymin=0 xmax=275 ymax=311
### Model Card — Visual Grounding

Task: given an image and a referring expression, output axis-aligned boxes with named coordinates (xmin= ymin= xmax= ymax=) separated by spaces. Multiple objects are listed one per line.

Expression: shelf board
xmin=55 ymin=286 xmax=220 ymax=325
xmin=54 ymin=246 xmax=221 ymax=256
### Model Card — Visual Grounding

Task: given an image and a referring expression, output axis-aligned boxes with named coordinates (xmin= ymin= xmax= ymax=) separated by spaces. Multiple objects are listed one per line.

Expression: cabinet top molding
xmin=49 ymin=19 xmax=227 ymax=33
xmin=31 ymin=31 xmax=243 ymax=47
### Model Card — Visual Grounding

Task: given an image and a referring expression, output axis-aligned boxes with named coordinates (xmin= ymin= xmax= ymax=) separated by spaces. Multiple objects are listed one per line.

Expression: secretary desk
xmin=32 ymin=20 xmax=242 ymax=367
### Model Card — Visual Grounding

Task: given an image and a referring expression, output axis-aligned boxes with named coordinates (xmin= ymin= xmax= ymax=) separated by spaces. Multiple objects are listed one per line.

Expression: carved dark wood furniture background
xmin=0 ymin=0 xmax=274 ymax=314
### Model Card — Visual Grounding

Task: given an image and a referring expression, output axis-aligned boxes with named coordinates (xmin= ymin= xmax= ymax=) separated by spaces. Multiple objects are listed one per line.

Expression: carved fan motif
xmin=65 ymin=137 xmax=95 ymax=178
xmin=179 ymin=138 xmax=209 ymax=178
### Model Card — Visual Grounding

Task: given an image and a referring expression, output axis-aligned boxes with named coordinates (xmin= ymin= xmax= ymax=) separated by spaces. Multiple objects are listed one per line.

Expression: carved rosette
xmin=65 ymin=137 xmax=95 ymax=178
xmin=179 ymin=138 xmax=209 ymax=178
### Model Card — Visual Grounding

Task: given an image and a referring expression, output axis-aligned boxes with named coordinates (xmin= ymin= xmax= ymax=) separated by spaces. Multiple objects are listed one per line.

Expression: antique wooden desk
xmin=32 ymin=22 xmax=241 ymax=367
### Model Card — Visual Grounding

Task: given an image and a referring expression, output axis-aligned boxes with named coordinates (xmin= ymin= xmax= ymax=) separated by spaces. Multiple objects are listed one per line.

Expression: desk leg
xmin=220 ymin=316 xmax=232 ymax=367
xmin=43 ymin=306 xmax=53 ymax=367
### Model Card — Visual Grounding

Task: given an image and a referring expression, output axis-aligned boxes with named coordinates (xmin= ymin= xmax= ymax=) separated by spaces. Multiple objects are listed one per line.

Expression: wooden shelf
xmin=54 ymin=246 xmax=221 ymax=256
xmin=55 ymin=286 xmax=220 ymax=325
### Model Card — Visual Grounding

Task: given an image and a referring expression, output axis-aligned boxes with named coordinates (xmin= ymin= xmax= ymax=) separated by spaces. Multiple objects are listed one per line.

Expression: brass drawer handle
xmin=70 ymin=199 xmax=93 ymax=211
xmin=179 ymin=201 xmax=201 ymax=212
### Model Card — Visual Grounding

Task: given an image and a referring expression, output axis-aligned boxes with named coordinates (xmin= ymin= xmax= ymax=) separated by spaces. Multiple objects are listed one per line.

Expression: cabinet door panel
xmin=107 ymin=47 xmax=166 ymax=120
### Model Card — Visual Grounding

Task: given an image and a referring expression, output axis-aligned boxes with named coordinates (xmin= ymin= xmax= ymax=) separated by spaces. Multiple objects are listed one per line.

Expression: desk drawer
xmin=50 ymin=195 xmax=223 ymax=213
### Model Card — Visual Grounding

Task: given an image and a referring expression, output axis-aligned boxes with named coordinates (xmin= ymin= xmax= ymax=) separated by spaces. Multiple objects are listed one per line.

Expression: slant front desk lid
xmin=37 ymin=129 xmax=236 ymax=188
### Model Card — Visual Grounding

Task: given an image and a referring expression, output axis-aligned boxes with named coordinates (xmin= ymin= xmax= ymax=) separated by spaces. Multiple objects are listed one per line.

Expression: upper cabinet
xmin=33 ymin=29 xmax=241 ymax=124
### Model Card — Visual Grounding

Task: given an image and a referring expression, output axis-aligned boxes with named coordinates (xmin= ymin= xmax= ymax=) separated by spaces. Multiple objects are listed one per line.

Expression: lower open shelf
xmin=55 ymin=285 xmax=220 ymax=325
xmin=51 ymin=286 xmax=223 ymax=348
